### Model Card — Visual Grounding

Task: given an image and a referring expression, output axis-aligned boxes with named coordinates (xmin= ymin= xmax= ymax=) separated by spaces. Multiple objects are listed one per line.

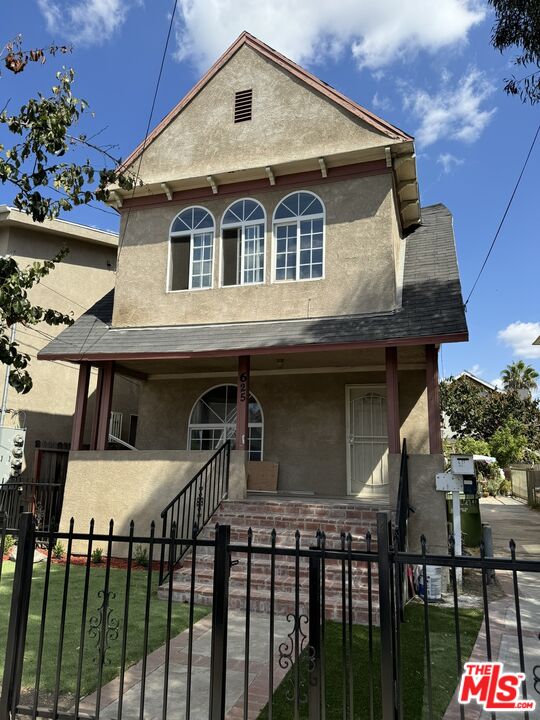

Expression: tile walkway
xmin=444 ymin=497 xmax=540 ymax=720
xmin=81 ymin=610 xmax=293 ymax=720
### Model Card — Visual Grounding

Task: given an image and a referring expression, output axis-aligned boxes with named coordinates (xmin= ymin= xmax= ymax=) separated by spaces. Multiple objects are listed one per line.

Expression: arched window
xmin=221 ymin=199 xmax=265 ymax=286
xmin=169 ymin=206 xmax=214 ymax=290
xmin=188 ymin=385 xmax=263 ymax=460
xmin=273 ymin=191 xmax=324 ymax=281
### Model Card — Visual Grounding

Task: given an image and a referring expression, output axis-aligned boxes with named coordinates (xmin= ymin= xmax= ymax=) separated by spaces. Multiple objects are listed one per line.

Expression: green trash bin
xmin=446 ymin=495 xmax=482 ymax=547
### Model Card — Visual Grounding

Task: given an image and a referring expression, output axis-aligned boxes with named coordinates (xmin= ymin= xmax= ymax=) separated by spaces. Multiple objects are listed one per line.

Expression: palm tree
xmin=501 ymin=361 xmax=539 ymax=393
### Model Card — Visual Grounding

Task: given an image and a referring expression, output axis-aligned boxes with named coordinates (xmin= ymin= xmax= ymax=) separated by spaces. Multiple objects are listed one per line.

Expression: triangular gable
xmin=120 ymin=31 xmax=412 ymax=173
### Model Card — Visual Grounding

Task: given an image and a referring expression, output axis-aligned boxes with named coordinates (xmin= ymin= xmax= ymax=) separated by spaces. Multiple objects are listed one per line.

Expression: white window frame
xmin=272 ymin=190 xmax=325 ymax=283
xmin=187 ymin=383 xmax=264 ymax=460
xmin=167 ymin=206 xmax=216 ymax=292
xmin=220 ymin=198 xmax=266 ymax=287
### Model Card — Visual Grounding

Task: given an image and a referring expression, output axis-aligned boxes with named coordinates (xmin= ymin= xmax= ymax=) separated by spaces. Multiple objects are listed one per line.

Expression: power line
xmin=465 ymin=122 xmax=540 ymax=307
xmin=38 ymin=281 xmax=89 ymax=311
xmin=117 ymin=0 xmax=179 ymax=255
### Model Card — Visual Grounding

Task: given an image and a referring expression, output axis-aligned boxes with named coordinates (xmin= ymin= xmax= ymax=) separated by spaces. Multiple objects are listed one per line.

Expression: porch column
xmin=90 ymin=365 xmax=104 ymax=450
xmin=385 ymin=346 xmax=400 ymax=454
xmin=236 ymin=355 xmax=250 ymax=453
xmin=96 ymin=361 xmax=115 ymax=451
xmin=426 ymin=344 xmax=442 ymax=454
xmin=71 ymin=362 xmax=91 ymax=451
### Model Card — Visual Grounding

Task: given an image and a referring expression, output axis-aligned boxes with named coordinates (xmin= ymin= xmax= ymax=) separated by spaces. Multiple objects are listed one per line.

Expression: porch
xmin=60 ymin=344 xmax=448 ymax=553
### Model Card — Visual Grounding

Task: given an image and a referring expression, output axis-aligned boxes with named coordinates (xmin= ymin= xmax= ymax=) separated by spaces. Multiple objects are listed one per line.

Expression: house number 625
xmin=239 ymin=372 xmax=248 ymax=402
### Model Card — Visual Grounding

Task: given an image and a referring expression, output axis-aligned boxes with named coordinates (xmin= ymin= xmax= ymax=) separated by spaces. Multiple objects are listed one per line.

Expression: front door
xmin=346 ymin=385 xmax=389 ymax=493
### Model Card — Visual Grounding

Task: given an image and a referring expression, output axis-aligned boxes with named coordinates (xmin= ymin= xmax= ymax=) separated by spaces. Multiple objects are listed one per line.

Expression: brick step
xmin=173 ymin=565 xmax=377 ymax=596
xmin=220 ymin=500 xmax=379 ymax=517
xmin=198 ymin=527 xmax=374 ymax=550
xmin=210 ymin=515 xmax=376 ymax=538
xmin=178 ymin=553 xmax=377 ymax=580
xmin=158 ymin=581 xmax=377 ymax=624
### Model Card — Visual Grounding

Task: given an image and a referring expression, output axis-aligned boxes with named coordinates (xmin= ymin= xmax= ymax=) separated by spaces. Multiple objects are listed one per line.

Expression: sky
xmin=1 ymin=0 xmax=539 ymax=386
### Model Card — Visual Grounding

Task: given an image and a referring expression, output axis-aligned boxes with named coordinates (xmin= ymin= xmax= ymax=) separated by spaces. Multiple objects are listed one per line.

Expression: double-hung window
xmin=169 ymin=206 xmax=214 ymax=290
xmin=273 ymin=191 xmax=325 ymax=281
xmin=221 ymin=199 xmax=265 ymax=286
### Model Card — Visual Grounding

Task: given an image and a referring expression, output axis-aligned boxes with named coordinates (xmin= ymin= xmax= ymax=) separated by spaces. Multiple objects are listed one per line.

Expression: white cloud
xmin=372 ymin=92 xmax=392 ymax=112
xmin=403 ymin=67 xmax=496 ymax=147
xmin=437 ymin=152 xmax=464 ymax=173
xmin=490 ymin=377 xmax=504 ymax=390
xmin=38 ymin=0 xmax=141 ymax=45
xmin=498 ymin=322 xmax=540 ymax=360
xmin=467 ymin=363 xmax=484 ymax=377
xmin=173 ymin=0 xmax=485 ymax=71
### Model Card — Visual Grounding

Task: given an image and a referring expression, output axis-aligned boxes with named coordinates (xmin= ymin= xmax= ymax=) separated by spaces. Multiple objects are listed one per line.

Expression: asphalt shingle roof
xmin=39 ymin=203 xmax=467 ymax=361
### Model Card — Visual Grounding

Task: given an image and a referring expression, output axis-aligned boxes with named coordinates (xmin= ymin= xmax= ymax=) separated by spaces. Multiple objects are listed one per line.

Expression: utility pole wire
xmin=465 ymin=121 xmax=540 ymax=307
xmin=117 ymin=0 xmax=179 ymax=255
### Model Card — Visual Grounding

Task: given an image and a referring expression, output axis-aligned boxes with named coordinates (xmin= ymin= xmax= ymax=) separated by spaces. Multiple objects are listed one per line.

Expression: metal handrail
xmin=159 ymin=440 xmax=231 ymax=583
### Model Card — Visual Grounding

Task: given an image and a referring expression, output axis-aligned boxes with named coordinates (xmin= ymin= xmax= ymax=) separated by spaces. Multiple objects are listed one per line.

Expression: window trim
xmin=187 ymin=383 xmax=264 ymax=460
xmin=167 ymin=206 xmax=216 ymax=293
xmin=220 ymin=198 xmax=267 ymax=287
xmin=271 ymin=190 xmax=326 ymax=284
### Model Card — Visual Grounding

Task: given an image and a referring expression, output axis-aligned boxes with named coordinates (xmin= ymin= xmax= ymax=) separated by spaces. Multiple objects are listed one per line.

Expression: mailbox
xmin=451 ymin=454 xmax=475 ymax=476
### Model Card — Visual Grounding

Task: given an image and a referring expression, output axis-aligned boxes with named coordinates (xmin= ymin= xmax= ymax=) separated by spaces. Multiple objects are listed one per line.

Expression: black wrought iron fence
xmin=0 ymin=510 xmax=539 ymax=720
xmin=0 ymin=482 xmax=63 ymax=532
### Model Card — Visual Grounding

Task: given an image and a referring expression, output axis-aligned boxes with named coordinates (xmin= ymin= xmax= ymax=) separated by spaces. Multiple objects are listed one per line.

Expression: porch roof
xmin=38 ymin=204 xmax=467 ymax=362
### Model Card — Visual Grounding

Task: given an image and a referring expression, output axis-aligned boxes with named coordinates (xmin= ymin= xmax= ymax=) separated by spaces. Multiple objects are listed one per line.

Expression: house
xmin=0 ymin=207 xmax=140 ymax=480
xmin=455 ymin=371 xmax=497 ymax=394
xmin=39 ymin=32 xmax=468 ymax=554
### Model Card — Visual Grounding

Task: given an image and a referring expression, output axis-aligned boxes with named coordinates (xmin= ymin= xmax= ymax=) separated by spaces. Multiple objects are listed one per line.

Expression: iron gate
xmin=0 ymin=511 xmax=539 ymax=719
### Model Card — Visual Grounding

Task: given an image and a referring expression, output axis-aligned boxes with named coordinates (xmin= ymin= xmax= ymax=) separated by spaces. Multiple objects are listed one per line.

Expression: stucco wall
xmin=1 ymin=225 xmax=139 ymax=476
xmin=60 ymin=449 xmax=246 ymax=554
xmin=134 ymin=363 xmax=428 ymax=496
xmin=388 ymin=453 xmax=447 ymax=554
xmin=130 ymin=45 xmax=396 ymax=184
xmin=114 ymin=173 xmax=399 ymax=327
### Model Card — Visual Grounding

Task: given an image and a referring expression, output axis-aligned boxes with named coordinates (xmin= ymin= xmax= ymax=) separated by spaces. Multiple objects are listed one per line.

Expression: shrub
xmin=2 ymin=534 xmax=15 ymax=556
xmin=134 ymin=544 xmax=148 ymax=568
xmin=53 ymin=541 xmax=65 ymax=559
xmin=91 ymin=547 xmax=104 ymax=564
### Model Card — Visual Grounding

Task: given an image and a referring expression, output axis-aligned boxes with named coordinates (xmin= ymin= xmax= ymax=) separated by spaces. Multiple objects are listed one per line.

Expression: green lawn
xmin=258 ymin=603 xmax=483 ymax=720
xmin=0 ymin=560 xmax=209 ymax=702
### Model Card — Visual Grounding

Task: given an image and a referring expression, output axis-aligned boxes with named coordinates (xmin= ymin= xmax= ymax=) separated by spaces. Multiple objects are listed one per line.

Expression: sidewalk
xmin=444 ymin=497 xmax=540 ymax=720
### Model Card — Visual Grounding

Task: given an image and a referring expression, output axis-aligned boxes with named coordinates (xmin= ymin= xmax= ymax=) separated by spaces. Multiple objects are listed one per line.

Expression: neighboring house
xmin=0 ymin=206 xmax=140 ymax=479
xmin=442 ymin=371 xmax=497 ymax=440
xmin=454 ymin=371 xmax=497 ymax=394
xmin=39 ymin=32 xmax=468 ymax=552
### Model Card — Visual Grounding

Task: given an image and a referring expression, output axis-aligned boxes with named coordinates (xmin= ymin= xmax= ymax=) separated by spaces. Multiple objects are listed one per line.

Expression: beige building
xmin=0 ymin=207 xmax=140 ymax=479
xmin=40 ymin=32 xmax=468 ymax=552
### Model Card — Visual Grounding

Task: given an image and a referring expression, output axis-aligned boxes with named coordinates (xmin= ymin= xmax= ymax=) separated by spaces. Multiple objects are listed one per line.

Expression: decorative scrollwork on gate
xmin=533 ymin=633 xmax=540 ymax=696
xmin=278 ymin=612 xmax=316 ymax=704
xmin=88 ymin=589 xmax=119 ymax=667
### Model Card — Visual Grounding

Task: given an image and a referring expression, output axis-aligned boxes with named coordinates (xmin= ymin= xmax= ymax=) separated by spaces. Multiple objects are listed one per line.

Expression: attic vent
xmin=234 ymin=89 xmax=253 ymax=123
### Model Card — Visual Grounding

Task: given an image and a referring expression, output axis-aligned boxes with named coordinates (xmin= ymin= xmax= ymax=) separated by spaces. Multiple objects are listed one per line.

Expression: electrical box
xmin=436 ymin=472 xmax=464 ymax=492
xmin=0 ymin=426 xmax=26 ymax=484
xmin=451 ymin=454 xmax=475 ymax=476
xmin=462 ymin=474 xmax=478 ymax=496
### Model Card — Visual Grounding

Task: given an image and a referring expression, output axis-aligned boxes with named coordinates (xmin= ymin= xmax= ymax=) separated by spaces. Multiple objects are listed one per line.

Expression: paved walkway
xmin=81 ymin=610 xmax=292 ymax=720
xmin=445 ymin=497 xmax=540 ymax=720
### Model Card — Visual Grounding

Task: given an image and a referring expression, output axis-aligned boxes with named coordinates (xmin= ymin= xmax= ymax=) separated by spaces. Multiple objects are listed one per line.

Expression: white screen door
xmin=347 ymin=386 xmax=389 ymax=493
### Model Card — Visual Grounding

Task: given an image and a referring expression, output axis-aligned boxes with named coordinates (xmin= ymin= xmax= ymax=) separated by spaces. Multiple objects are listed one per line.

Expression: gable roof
xmin=38 ymin=204 xmax=467 ymax=363
xmin=120 ymin=31 xmax=412 ymax=173
xmin=455 ymin=371 xmax=497 ymax=391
